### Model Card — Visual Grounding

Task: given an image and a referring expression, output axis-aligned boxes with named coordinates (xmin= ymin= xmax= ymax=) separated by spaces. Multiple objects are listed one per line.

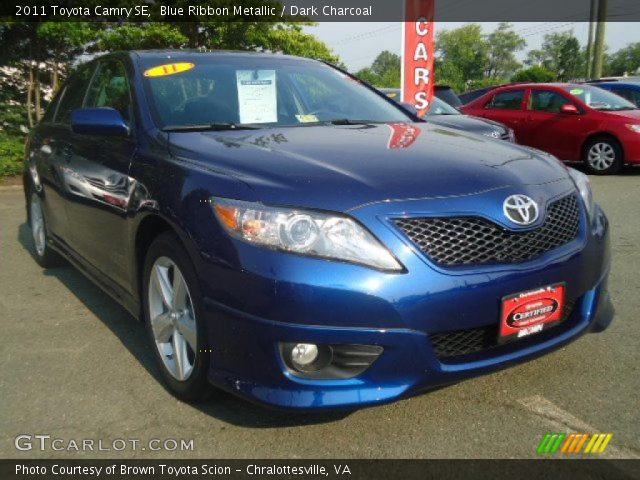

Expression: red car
xmin=461 ymin=83 xmax=640 ymax=174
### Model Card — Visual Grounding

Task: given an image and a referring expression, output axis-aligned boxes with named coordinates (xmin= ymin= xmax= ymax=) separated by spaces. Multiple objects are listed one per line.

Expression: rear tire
xmin=27 ymin=188 xmax=65 ymax=268
xmin=583 ymin=136 xmax=623 ymax=175
xmin=142 ymin=232 xmax=212 ymax=402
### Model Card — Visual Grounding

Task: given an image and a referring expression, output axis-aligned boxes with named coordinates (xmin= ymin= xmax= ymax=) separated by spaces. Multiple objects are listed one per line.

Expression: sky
xmin=303 ymin=22 xmax=640 ymax=72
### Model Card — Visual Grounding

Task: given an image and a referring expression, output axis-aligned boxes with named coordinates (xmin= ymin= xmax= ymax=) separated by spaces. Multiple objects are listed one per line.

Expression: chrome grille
xmin=395 ymin=195 xmax=580 ymax=266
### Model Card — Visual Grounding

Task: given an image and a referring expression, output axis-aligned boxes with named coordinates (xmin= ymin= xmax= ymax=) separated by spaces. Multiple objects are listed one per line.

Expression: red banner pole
xmin=401 ymin=0 xmax=436 ymax=117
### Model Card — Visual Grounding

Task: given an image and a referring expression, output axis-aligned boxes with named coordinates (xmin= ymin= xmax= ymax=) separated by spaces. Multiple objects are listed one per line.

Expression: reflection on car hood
xmin=168 ymin=123 xmax=569 ymax=212
xmin=427 ymin=114 xmax=506 ymax=136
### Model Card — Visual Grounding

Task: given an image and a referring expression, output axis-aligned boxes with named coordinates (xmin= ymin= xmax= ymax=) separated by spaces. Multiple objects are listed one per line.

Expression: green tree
xmin=253 ymin=24 xmax=340 ymax=64
xmin=605 ymin=42 xmax=640 ymax=76
xmin=485 ymin=23 xmax=526 ymax=79
xmin=511 ymin=65 xmax=556 ymax=83
xmin=37 ymin=22 xmax=95 ymax=92
xmin=93 ymin=24 xmax=187 ymax=51
xmin=354 ymin=51 xmax=400 ymax=88
xmin=525 ymin=31 xmax=584 ymax=81
xmin=435 ymin=24 xmax=489 ymax=84
xmin=370 ymin=51 xmax=400 ymax=78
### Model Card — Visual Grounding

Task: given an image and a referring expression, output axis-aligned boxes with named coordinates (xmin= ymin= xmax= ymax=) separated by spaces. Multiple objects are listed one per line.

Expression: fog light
xmin=280 ymin=343 xmax=383 ymax=379
xmin=291 ymin=343 xmax=319 ymax=367
xmin=281 ymin=342 xmax=332 ymax=373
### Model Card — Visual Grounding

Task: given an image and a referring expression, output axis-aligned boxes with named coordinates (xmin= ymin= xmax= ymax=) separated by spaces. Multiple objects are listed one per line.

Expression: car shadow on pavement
xmin=569 ymin=163 xmax=640 ymax=176
xmin=17 ymin=223 xmax=350 ymax=428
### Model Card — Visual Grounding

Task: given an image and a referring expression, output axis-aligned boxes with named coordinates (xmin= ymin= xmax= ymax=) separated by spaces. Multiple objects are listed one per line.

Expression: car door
xmin=62 ymin=58 xmax=137 ymax=289
xmin=31 ymin=64 xmax=96 ymax=246
xmin=478 ymin=89 xmax=527 ymax=138
xmin=517 ymin=88 xmax=581 ymax=160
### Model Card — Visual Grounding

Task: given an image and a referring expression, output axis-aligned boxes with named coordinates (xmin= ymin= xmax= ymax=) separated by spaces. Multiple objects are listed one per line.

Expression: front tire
xmin=583 ymin=137 xmax=623 ymax=175
xmin=142 ymin=232 xmax=211 ymax=401
xmin=28 ymin=189 xmax=64 ymax=268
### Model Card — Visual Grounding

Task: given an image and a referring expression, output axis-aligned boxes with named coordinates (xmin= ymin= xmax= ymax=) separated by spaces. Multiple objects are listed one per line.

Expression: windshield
xmin=141 ymin=56 xmax=412 ymax=129
xmin=426 ymin=97 xmax=460 ymax=116
xmin=563 ymin=85 xmax=638 ymax=111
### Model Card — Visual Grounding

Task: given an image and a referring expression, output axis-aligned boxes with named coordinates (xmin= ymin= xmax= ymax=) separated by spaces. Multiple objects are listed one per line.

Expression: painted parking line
xmin=518 ymin=395 xmax=639 ymax=459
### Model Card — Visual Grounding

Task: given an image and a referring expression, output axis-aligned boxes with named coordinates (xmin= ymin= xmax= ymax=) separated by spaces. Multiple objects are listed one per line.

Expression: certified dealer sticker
xmin=499 ymin=283 xmax=565 ymax=342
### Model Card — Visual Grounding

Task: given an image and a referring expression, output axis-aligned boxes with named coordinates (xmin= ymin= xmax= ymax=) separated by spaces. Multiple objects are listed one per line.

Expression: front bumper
xmin=196 ymin=193 xmax=613 ymax=410
xmin=619 ymin=128 xmax=640 ymax=163
xmin=202 ymin=270 xmax=612 ymax=410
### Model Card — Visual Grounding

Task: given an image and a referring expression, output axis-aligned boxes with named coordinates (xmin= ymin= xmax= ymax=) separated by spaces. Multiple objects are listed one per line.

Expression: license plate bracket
xmin=499 ymin=283 xmax=566 ymax=343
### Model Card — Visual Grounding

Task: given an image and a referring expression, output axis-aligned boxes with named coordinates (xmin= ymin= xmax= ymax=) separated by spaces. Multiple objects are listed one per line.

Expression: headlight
xmin=626 ymin=124 xmax=640 ymax=133
xmin=567 ymin=168 xmax=594 ymax=216
xmin=212 ymin=198 xmax=403 ymax=272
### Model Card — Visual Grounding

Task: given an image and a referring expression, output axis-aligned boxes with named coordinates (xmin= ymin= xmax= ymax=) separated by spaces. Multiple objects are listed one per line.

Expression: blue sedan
xmin=588 ymin=80 xmax=640 ymax=107
xmin=24 ymin=51 xmax=614 ymax=410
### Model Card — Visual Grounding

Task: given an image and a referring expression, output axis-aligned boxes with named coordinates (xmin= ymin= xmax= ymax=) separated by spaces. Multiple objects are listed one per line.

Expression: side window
xmin=85 ymin=60 xmax=133 ymax=124
xmin=41 ymin=89 xmax=64 ymax=123
xmin=530 ymin=90 xmax=571 ymax=113
xmin=55 ymin=65 xmax=94 ymax=125
xmin=485 ymin=90 xmax=525 ymax=110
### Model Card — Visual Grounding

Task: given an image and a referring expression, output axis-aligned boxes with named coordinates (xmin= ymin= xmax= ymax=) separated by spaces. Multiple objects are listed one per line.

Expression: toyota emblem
xmin=503 ymin=195 xmax=539 ymax=225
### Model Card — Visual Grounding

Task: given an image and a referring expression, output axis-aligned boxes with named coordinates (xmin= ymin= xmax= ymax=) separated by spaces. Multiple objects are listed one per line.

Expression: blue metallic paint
xmin=25 ymin=51 xmax=614 ymax=410
xmin=71 ymin=107 xmax=130 ymax=137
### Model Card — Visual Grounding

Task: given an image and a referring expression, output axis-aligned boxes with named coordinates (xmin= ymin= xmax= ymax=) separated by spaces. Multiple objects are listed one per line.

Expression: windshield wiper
xmin=327 ymin=119 xmax=381 ymax=126
xmin=162 ymin=123 xmax=261 ymax=132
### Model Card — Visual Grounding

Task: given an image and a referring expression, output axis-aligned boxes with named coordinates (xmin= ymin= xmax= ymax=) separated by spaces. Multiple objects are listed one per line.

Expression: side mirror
xmin=560 ymin=104 xmax=580 ymax=115
xmin=71 ymin=108 xmax=129 ymax=136
xmin=400 ymin=102 xmax=419 ymax=116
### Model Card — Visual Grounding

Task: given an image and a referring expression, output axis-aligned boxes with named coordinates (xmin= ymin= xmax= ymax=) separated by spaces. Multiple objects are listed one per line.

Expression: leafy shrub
xmin=0 ymin=132 xmax=24 ymax=177
xmin=511 ymin=66 xmax=556 ymax=83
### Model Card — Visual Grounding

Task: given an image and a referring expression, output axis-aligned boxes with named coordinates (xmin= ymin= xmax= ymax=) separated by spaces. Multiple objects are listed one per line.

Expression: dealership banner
xmin=401 ymin=0 xmax=435 ymax=117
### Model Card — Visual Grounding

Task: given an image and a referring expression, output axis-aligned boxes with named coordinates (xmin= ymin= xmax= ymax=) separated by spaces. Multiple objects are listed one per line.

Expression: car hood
xmin=426 ymin=114 xmax=506 ymax=136
xmin=605 ymin=109 xmax=640 ymax=120
xmin=168 ymin=123 xmax=569 ymax=212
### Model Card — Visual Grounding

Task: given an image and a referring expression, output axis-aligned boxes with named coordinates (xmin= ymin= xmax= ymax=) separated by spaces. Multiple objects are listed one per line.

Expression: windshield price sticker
xmin=144 ymin=63 xmax=195 ymax=78
xmin=236 ymin=70 xmax=278 ymax=124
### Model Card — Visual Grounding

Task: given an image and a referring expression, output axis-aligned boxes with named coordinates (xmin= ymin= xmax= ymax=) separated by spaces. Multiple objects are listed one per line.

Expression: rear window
xmin=485 ymin=90 xmax=525 ymax=110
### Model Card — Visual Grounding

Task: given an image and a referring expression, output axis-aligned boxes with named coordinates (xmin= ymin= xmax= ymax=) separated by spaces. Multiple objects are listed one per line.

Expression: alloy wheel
xmin=148 ymin=256 xmax=198 ymax=381
xmin=587 ymin=142 xmax=616 ymax=171
xmin=30 ymin=194 xmax=46 ymax=257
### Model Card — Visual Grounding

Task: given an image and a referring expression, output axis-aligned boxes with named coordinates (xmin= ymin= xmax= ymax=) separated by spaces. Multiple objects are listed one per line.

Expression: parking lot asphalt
xmin=1 ymin=167 xmax=639 ymax=460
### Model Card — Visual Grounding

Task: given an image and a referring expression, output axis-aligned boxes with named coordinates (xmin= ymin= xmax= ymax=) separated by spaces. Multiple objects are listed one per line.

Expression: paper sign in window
xmin=236 ymin=70 xmax=277 ymax=124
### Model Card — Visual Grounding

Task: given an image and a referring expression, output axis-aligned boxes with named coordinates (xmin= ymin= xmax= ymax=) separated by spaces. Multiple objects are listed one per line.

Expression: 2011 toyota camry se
xmin=24 ymin=51 xmax=614 ymax=410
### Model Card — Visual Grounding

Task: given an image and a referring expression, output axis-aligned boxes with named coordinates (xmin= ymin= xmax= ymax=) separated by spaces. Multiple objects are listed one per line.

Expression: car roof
xmin=592 ymin=81 xmax=640 ymax=88
xmin=496 ymin=83 xmax=578 ymax=89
